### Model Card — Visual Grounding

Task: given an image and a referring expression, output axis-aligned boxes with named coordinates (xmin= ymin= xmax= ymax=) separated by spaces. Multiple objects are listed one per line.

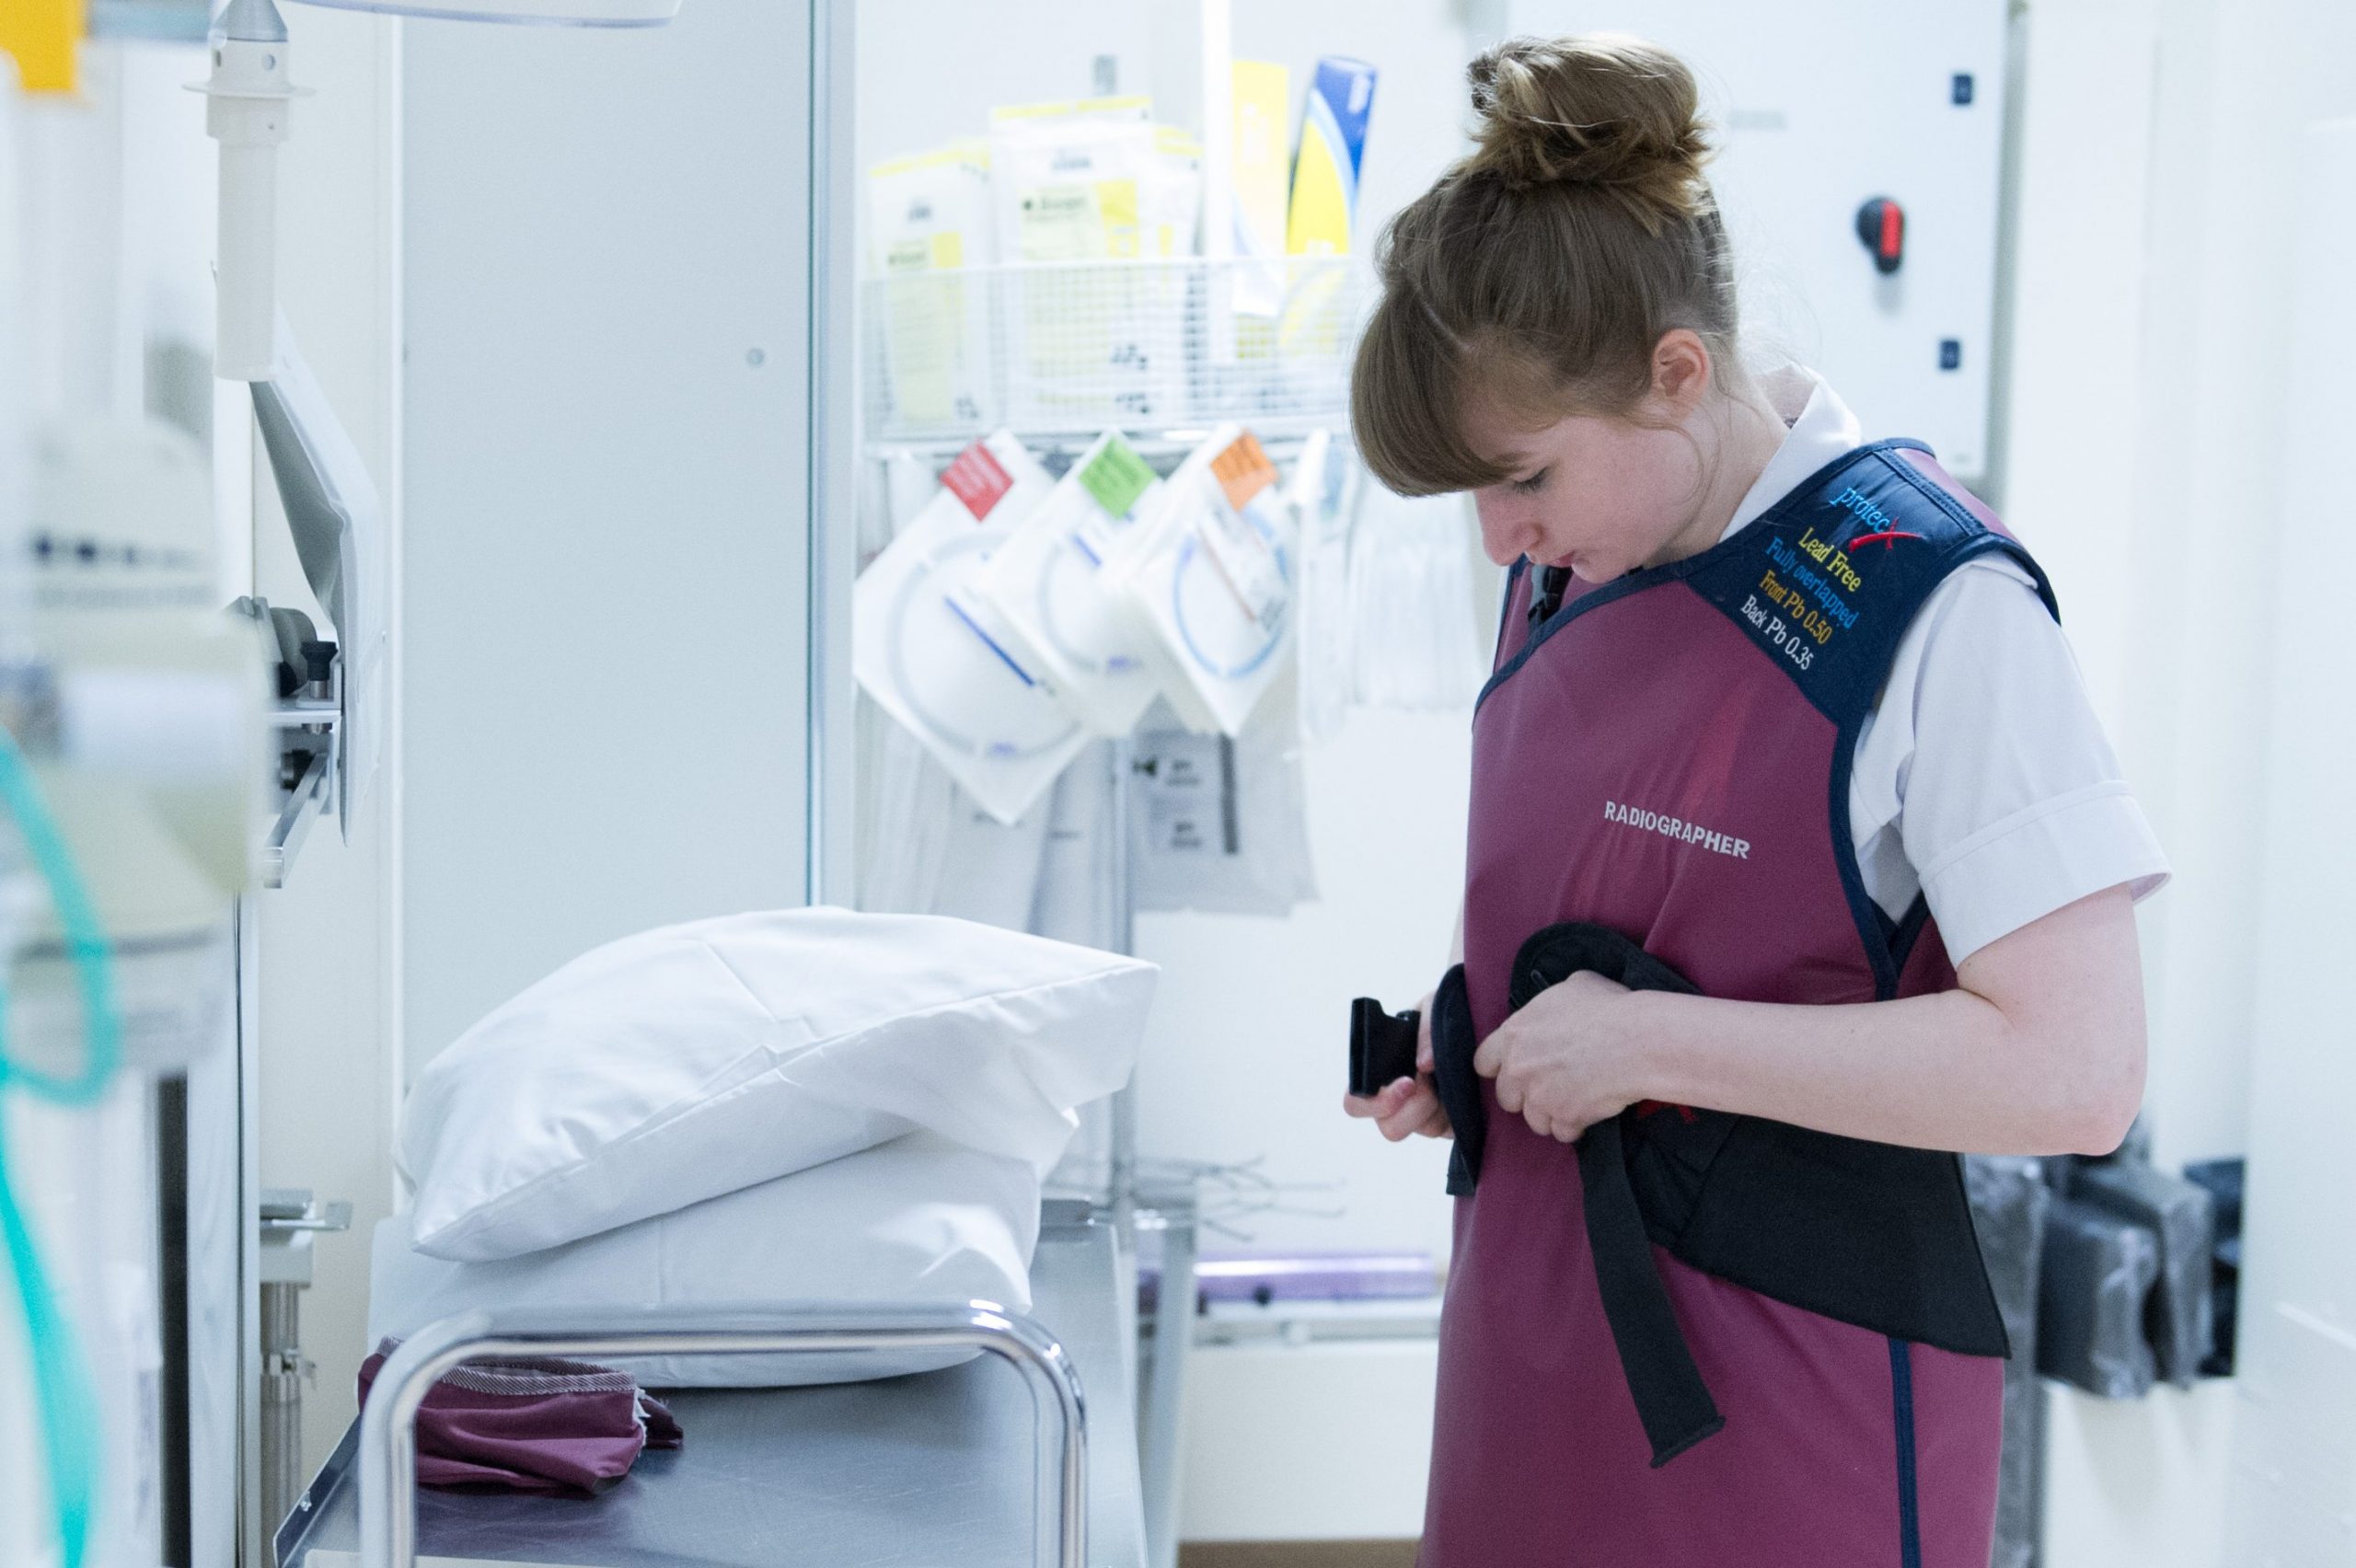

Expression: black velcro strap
xmin=1427 ymin=965 xmax=1484 ymax=1198
xmin=1508 ymin=923 xmax=1724 ymax=1465
xmin=1577 ymin=1114 xmax=1726 ymax=1465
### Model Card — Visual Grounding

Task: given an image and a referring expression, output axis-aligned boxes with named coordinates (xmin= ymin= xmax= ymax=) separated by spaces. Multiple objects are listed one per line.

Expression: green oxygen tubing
xmin=0 ymin=720 xmax=120 ymax=1568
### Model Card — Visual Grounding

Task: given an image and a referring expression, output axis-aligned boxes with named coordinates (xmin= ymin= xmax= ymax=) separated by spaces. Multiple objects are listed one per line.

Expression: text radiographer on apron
xmin=1340 ymin=33 xmax=2171 ymax=1568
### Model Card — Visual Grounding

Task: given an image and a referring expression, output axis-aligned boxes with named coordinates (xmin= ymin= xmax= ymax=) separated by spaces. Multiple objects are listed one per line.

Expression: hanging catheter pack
xmin=1106 ymin=424 xmax=1296 ymax=738
xmin=851 ymin=431 xmax=1078 ymax=824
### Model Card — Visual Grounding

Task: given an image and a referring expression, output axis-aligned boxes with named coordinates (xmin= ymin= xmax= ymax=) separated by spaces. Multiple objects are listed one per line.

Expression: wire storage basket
xmin=862 ymin=258 xmax=1364 ymax=446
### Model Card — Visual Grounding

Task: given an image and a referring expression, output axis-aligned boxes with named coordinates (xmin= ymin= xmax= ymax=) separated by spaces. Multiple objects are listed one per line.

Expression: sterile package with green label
xmin=1106 ymin=425 xmax=1296 ymax=737
xmin=852 ymin=432 xmax=1085 ymax=824
xmin=976 ymin=431 xmax=1176 ymax=738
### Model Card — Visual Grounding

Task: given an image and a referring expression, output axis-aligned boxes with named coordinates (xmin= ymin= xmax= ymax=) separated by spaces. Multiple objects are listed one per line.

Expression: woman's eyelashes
xmin=1509 ymin=467 xmax=1550 ymax=495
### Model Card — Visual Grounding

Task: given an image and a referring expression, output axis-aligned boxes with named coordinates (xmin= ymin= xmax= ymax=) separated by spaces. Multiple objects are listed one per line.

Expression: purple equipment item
xmin=357 ymin=1339 xmax=683 ymax=1496
xmin=1140 ymin=1251 xmax=1439 ymax=1314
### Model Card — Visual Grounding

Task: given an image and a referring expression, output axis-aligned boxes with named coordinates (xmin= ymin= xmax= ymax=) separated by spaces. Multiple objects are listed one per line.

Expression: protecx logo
xmin=1828 ymin=485 xmax=1926 ymax=555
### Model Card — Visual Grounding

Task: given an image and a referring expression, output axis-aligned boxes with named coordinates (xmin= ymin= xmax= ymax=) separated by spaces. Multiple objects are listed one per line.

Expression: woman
xmin=1340 ymin=33 xmax=2169 ymax=1567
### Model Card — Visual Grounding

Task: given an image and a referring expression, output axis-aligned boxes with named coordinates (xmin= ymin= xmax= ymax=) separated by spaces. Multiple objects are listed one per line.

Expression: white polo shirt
xmin=1722 ymin=366 xmax=2170 ymax=964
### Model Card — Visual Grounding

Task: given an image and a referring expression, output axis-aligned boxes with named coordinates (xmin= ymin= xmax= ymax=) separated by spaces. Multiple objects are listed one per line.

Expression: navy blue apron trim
xmin=1877 ymin=446 xmax=2062 ymax=623
xmin=1474 ymin=438 xmax=1936 ymax=714
xmin=1824 ymin=527 xmax=2050 ymax=997
xmin=1490 ymin=555 xmax=1529 ymax=674
xmin=1828 ymin=722 xmax=1903 ymax=998
xmin=1889 ymin=1337 xmax=1923 ymax=1568
xmin=1887 ymin=894 xmax=1934 ymax=976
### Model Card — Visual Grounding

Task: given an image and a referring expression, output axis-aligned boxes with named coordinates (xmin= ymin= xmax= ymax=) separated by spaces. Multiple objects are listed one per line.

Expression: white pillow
xmin=398 ymin=906 xmax=1155 ymax=1262
xmin=369 ymin=1131 xmax=1040 ymax=1387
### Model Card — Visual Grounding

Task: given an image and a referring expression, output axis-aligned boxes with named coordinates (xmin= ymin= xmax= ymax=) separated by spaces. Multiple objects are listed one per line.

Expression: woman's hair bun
xmin=1465 ymin=34 xmax=1713 ymax=224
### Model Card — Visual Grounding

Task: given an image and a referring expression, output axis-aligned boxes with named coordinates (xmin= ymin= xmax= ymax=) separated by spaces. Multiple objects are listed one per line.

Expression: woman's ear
xmin=1649 ymin=329 xmax=1714 ymax=420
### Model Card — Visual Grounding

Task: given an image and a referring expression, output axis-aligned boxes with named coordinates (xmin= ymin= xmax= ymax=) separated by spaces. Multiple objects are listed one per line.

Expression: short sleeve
xmin=1848 ymin=558 xmax=2171 ymax=966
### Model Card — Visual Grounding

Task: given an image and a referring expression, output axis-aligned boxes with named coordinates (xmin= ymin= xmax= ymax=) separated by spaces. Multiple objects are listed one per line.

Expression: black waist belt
xmin=1428 ymin=921 xmax=2010 ymax=1468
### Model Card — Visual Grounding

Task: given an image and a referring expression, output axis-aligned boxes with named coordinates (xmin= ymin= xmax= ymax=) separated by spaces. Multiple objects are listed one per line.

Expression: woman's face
xmin=1461 ymin=392 xmax=1710 ymax=583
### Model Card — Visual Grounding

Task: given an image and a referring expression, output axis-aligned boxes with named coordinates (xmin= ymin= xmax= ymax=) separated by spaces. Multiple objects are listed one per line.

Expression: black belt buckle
xmin=1347 ymin=997 xmax=1422 ymax=1100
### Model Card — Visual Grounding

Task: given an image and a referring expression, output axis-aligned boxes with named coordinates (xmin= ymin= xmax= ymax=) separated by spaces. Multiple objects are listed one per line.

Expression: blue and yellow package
xmin=1287 ymin=57 xmax=1378 ymax=256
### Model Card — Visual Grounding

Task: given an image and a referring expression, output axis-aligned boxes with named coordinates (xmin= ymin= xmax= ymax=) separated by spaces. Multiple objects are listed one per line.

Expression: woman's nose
xmin=1472 ymin=491 xmax=1535 ymax=566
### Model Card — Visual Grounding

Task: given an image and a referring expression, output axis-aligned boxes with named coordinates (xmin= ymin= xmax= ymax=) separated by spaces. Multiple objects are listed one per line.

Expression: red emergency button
xmin=1854 ymin=196 xmax=1905 ymax=275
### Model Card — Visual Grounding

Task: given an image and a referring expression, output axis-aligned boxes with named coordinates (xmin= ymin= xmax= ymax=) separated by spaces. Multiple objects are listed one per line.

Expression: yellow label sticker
xmin=1096 ymin=179 xmax=1139 ymax=258
xmin=930 ymin=231 xmax=964 ymax=270
xmin=1095 ymin=179 xmax=1138 ymax=229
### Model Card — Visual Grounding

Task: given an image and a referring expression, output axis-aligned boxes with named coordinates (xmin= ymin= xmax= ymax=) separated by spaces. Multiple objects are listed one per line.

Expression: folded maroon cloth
xmin=357 ymin=1340 xmax=683 ymax=1496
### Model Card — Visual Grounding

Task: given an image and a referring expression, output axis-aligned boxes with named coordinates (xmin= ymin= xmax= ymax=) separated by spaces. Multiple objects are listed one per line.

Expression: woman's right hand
xmin=1341 ymin=990 xmax=1452 ymax=1141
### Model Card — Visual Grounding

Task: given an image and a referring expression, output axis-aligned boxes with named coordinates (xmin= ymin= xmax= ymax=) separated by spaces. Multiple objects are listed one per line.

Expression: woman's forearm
xmin=1626 ymin=889 xmax=2146 ymax=1157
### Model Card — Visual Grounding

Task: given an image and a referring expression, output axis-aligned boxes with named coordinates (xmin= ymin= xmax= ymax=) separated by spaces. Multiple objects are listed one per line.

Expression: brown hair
xmin=1351 ymin=34 xmax=1742 ymax=497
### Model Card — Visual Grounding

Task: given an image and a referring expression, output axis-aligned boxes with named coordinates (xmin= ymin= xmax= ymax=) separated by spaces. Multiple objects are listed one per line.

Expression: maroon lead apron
xmin=1423 ymin=440 xmax=2050 ymax=1567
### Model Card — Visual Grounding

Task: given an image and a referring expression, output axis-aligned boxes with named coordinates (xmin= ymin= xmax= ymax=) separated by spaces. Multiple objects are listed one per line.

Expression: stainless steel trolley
xmin=274 ymin=1203 xmax=1144 ymax=1568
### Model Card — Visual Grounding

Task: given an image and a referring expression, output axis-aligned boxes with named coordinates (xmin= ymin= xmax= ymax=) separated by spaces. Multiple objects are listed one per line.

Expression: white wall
xmin=2227 ymin=110 xmax=2356 ymax=1568
xmin=2111 ymin=0 xmax=2356 ymax=1175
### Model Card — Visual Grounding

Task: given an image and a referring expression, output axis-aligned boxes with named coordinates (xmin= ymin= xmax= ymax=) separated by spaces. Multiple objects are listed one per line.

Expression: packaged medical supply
xmin=926 ymin=785 xmax=1057 ymax=929
xmin=1029 ymin=740 xmax=1118 ymax=950
xmin=1279 ymin=58 xmax=1377 ymax=363
xmin=1288 ymin=429 xmax=1357 ymax=741
xmin=854 ymin=703 xmax=955 ymax=914
xmin=1110 ymin=426 xmax=1295 ymax=737
xmin=867 ymin=141 xmax=996 ymax=429
xmin=372 ymin=1131 xmax=1039 ymax=1387
xmin=854 ymin=698 xmax=1059 ymax=930
xmin=989 ymin=97 xmax=1187 ymax=426
xmin=870 ymin=139 xmax=993 ymax=274
xmin=990 ymin=96 xmax=1154 ymax=263
xmin=396 ymin=906 xmax=1158 ymax=1262
xmin=1147 ymin=124 xmax=1204 ymax=259
xmin=1287 ymin=57 xmax=1377 ymax=258
xmin=853 ymin=432 xmax=1086 ymax=825
xmin=977 ymin=430 xmax=1172 ymax=736
xmin=1127 ymin=689 xmax=1316 ymax=916
xmin=1228 ymin=60 xmax=1290 ymax=323
xmin=1347 ymin=490 xmax=1484 ymax=711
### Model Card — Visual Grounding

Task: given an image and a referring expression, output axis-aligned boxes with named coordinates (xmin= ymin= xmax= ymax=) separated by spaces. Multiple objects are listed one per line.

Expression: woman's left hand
xmin=1471 ymin=971 xmax=1645 ymax=1142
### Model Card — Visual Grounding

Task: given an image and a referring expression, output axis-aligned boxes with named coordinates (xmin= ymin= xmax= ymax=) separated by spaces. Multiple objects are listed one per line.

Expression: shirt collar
xmin=1718 ymin=366 xmax=1864 ymax=543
